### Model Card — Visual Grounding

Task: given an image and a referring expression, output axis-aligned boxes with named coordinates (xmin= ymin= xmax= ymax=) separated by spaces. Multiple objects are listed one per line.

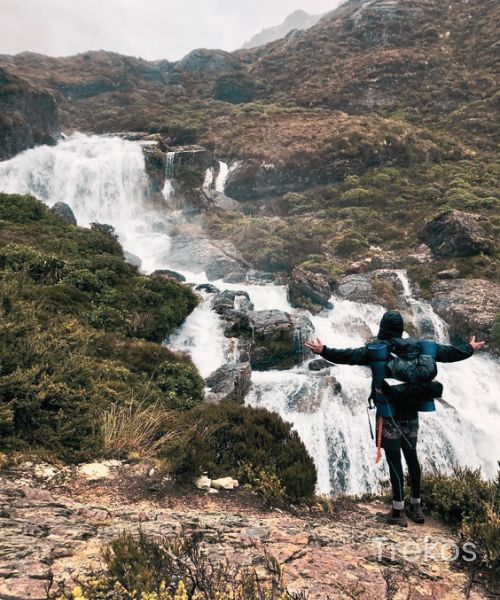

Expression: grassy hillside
xmin=0 ymin=193 xmax=204 ymax=461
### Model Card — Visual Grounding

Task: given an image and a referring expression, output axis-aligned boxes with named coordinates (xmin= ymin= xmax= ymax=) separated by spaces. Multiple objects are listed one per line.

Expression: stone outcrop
xmin=336 ymin=274 xmax=374 ymax=304
xmin=308 ymin=359 xmax=332 ymax=371
xmin=211 ymin=290 xmax=314 ymax=370
xmin=246 ymin=310 xmax=308 ymax=370
xmin=0 ymin=66 xmax=60 ymax=160
xmin=142 ymin=143 xmax=167 ymax=198
xmin=288 ymin=268 xmax=332 ymax=314
xmin=205 ymin=362 xmax=252 ymax=404
xmin=430 ymin=278 xmax=500 ymax=345
xmin=151 ymin=269 xmax=186 ymax=282
xmin=175 ymin=49 xmax=240 ymax=73
xmin=420 ymin=210 xmax=495 ymax=259
xmin=50 ymin=202 xmax=77 ymax=225
xmin=0 ymin=462 xmax=479 ymax=600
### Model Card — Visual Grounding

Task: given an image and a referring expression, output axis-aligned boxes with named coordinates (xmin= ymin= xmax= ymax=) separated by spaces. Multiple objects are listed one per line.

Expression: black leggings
xmin=384 ymin=447 xmax=421 ymax=502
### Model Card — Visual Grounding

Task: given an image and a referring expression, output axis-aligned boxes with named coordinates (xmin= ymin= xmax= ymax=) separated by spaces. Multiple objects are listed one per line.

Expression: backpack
xmin=386 ymin=338 xmax=438 ymax=384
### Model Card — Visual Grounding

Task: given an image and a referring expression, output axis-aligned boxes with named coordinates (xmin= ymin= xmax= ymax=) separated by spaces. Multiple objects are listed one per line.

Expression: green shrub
xmin=335 ymin=232 xmax=369 ymax=257
xmin=422 ymin=466 xmax=500 ymax=577
xmin=0 ymin=194 xmax=203 ymax=461
xmin=163 ymin=403 xmax=317 ymax=502
xmin=153 ymin=362 xmax=205 ymax=410
xmin=0 ymin=193 xmax=45 ymax=222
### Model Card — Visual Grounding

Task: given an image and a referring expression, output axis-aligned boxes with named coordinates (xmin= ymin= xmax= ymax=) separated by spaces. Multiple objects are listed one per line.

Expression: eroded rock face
xmin=205 ymin=363 xmax=252 ymax=404
xmin=430 ymin=279 xmax=500 ymax=345
xmin=50 ymin=202 xmax=77 ymax=226
xmin=288 ymin=268 xmax=332 ymax=314
xmin=421 ymin=210 xmax=495 ymax=259
xmin=0 ymin=66 xmax=60 ymax=160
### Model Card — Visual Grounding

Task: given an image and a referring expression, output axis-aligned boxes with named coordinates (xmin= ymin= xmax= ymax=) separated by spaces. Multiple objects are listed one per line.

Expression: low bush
xmin=421 ymin=466 xmax=500 ymax=578
xmin=0 ymin=194 xmax=203 ymax=460
xmin=50 ymin=531 xmax=308 ymax=599
xmin=162 ymin=403 xmax=317 ymax=502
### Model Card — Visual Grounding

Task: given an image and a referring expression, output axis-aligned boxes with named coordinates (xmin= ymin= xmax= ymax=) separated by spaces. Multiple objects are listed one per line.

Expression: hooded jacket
xmin=320 ymin=334 xmax=474 ymax=418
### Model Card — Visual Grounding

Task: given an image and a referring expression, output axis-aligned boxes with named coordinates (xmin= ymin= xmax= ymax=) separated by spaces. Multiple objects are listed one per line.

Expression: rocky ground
xmin=0 ymin=459 xmax=489 ymax=600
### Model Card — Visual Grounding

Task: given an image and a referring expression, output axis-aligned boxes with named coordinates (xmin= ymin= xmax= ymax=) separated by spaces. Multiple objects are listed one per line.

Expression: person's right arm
xmin=305 ymin=338 xmax=368 ymax=365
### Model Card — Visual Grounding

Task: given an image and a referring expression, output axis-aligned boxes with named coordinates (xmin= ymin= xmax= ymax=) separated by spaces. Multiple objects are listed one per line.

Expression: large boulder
xmin=205 ymin=362 xmax=252 ymax=404
xmin=420 ymin=210 xmax=495 ymax=259
xmin=336 ymin=274 xmax=374 ymax=303
xmin=246 ymin=310 xmax=314 ymax=370
xmin=212 ymin=290 xmax=253 ymax=318
xmin=50 ymin=202 xmax=76 ymax=226
xmin=430 ymin=279 xmax=500 ymax=345
xmin=288 ymin=268 xmax=332 ymax=314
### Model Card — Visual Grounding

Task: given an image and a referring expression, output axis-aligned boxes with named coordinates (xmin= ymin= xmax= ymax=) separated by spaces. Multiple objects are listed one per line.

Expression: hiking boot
xmin=406 ymin=502 xmax=425 ymax=524
xmin=382 ymin=508 xmax=408 ymax=528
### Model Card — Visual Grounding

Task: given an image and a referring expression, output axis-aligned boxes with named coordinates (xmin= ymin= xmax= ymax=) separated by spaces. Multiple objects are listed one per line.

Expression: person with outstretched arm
xmin=305 ymin=310 xmax=485 ymax=528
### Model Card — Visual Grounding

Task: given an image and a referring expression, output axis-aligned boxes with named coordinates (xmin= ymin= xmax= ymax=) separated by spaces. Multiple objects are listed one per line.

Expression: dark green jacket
xmin=320 ymin=340 xmax=474 ymax=418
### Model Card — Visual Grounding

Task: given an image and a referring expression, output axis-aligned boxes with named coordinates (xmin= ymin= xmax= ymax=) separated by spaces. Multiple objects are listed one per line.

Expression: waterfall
xmin=215 ymin=161 xmax=229 ymax=193
xmin=0 ymin=133 xmax=170 ymax=273
xmin=173 ymin=278 xmax=500 ymax=496
xmin=162 ymin=151 xmax=177 ymax=200
xmin=1 ymin=134 xmax=499 ymax=496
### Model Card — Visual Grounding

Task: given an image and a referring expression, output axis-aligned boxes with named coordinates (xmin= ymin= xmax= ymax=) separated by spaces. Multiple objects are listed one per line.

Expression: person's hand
xmin=469 ymin=335 xmax=485 ymax=352
xmin=305 ymin=338 xmax=324 ymax=355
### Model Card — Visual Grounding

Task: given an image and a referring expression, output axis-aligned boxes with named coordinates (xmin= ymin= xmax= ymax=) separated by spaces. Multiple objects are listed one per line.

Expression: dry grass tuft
xmin=101 ymin=397 xmax=183 ymax=460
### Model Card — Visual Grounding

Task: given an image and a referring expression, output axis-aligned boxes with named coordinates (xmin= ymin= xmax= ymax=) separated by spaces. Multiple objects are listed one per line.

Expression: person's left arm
xmin=435 ymin=336 xmax=485 ymax=363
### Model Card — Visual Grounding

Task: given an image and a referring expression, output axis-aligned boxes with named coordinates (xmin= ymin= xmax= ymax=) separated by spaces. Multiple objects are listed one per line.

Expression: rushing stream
xmin=1 ymin=133 xmax=499 ymax=495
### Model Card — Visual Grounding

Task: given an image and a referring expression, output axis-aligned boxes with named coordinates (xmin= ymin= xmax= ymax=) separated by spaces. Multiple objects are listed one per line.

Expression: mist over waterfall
xmin=1 ymin=134 xmax=499 ymax=497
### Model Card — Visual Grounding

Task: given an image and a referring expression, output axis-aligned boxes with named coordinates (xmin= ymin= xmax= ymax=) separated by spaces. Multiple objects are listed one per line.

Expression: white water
xmin=162 ymin=151 xmax=177 ymax=200
xmin=1 ymin=134 xmax=499 ymax=495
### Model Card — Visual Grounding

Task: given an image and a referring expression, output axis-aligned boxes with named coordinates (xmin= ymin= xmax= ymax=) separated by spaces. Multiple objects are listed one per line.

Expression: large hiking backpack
xmin=386 ymin=338 xmax=438 ymax=384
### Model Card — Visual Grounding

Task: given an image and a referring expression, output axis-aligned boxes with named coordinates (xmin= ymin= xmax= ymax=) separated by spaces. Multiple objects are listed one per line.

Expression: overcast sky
xmin=0 ymin=0 xmax=342 ymax=61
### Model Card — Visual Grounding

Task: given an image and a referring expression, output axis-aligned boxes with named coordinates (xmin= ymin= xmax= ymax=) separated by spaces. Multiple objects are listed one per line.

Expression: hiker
xmin=305 ymin=310 xmax=485 ymax=527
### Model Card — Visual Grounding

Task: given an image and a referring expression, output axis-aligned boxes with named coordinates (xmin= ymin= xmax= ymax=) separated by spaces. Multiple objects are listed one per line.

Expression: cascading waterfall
xmin=162 ymin=151 xmax=177 ymax=200
xmin=1 ymin=134 xmax=499 ymax=496
xmin=0 ymin=133 xmax=172 ymax=273
xmin=215 ymin=161 xmax=229 ymax=193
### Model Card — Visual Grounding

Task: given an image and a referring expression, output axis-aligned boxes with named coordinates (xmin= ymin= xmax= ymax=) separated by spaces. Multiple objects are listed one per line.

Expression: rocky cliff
xmin=242 ymin=9 xmax=324 ymax=49
xmin=0 ymin=459 xmax=492 ymax=600
xmin=0 ymin=66 xmax=60 ymax=160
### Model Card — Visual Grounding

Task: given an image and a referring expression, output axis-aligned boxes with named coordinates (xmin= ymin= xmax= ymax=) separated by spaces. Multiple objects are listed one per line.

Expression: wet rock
xmin=223 ymin=269 xmax=248 ymax=283
xmin=123 ymin=251 xmax=142 ymax=269
xmin=247 ymin=310 xmax=305 ymax=370
xmin=430 ymin=279 xmax=500 ymax=345
xmin=205 ymin=362 xmax=252 ymax=404
xmin=151 ymin=269 xmax=186 ymax=282
xmin=212 ymin=290 xmax=253 ymax=318
xmin=308 ymin=359 xmax=332 ymax=372
xmin=196 ymin=283 xmax=219 ymax=294
xmin=336 ymin=274 xmax=374 ymax=303
xmin=288 ymin=268 xmax=332 ymax=314
xmin=50 ymin=202 xmax=76 ymax=225
xmin=142 ymin=144 xmax=167 ymax=199
xmin=437 ymin=268 xmax=460 ymax=280
xmin=421 ymin=210 xmax=495 ymax=259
